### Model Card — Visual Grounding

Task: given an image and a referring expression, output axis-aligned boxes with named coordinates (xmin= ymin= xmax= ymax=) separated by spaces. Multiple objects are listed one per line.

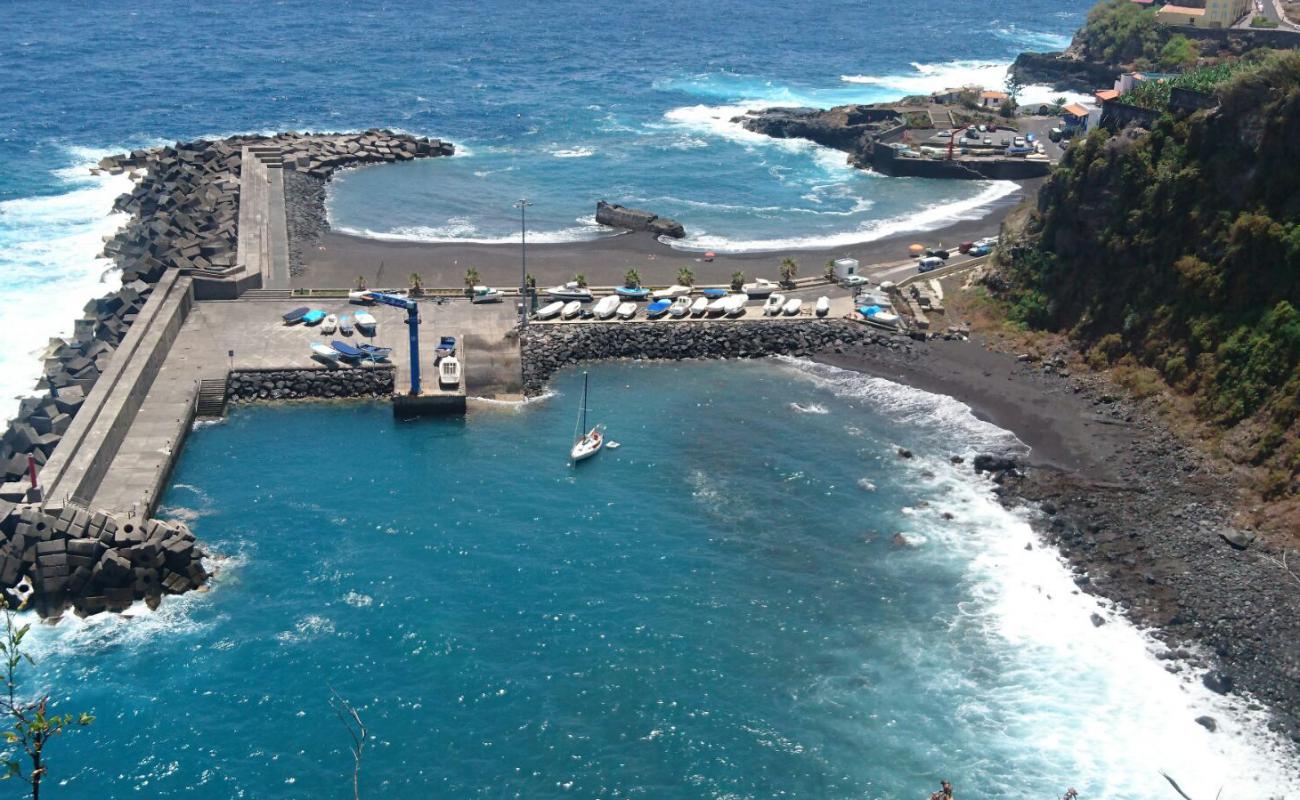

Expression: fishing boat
xmin=569 ymin=371 xmax=604 ymax=464
xmin=815 ymin=296 xmax=830 ymax=317
xmin=536 ymin=301 xmax=565 ymax=320
xmin=358 ymin=343 xmax=392 ymax=361
xmin=594 ymin=295 xmax=620 ymax=319
xmin=725 ymin=294 xmax=748 ymax=317
xmin=616 ymin=302 xmax=637 ymax=320
xmin=646 ymin=299 xmax=672 ymax=318
xmin=302 ymin=309 xmax=327 ymax=325
xmin=435 ymin=336 xmax=457 ymax=359
xmin=690 ymin=296 xmax=709 ymax=317
xmin=858 ymin=305 xmax=901 ymax=328
xmin=700 ymin=288 xmax=728 ymax=299
xmin=742 ymin=278 xmax=779 ymax=298
xmin=561 ymin=300 xmax=583 ymax=320
xmin=282 ymin=306 xmax=310 ymax=324
xmin=706 ymin=296 xmax=729 ymax=315
xmin=669 ymin=296 xmax=692 ymax=318
xmin=762 ymin=293 xmax=785 ymax=316
xmin=347 ymin=290 xmax=374 ymax=304
xmin=321 ymin=314 xmax=338 ymax=334
xmin=652 ymin=284 xmax=691 ymax=300
xmin=310 ymin=342 xmax=339 ymax=361
xmin=330 ymin=340 xmax=366 ymax=360
xmin=545 ymin=282 xmax=593 ymax=301
xmin=615 ymin=285 xmax=651 ymax=299
xmin=470 ymin=285 xmax=504 ymax=303
xmin=339 ymin=314 xmax=354 ymax=336
xmin=782 ymin=298 xmax=803 ymax=316
xmin=353 ymin=311 xmax=377 ymax=333
xmin=438 ymin=355 xmax=461 ymax=388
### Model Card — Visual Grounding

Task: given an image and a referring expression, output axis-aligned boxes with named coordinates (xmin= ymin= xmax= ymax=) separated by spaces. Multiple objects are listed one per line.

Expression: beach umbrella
xmin=704 ymin=251 xmax=716 ymax=261
xmin=908 ymin=243 xmax=925 ymax=256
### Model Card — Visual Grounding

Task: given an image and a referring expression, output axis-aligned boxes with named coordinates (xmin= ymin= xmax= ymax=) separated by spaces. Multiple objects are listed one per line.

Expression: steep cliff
xmin=996 ymin=52 xmax=1300 ymax=496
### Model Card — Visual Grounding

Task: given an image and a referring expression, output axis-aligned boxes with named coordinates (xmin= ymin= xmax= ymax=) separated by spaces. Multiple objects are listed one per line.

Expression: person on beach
xmin=928 ymin=779 xmax=954 ymax=800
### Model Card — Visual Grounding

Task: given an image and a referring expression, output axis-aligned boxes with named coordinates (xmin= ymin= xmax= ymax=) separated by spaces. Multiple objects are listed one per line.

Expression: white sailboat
xmin=569 ymin=371 xmax=605 ymax=463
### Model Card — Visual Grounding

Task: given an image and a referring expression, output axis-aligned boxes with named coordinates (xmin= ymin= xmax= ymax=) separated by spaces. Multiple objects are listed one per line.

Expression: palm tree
xmin=573 ymin=273 xmax=588 ymax=288
xmin=409 ymin=273 xmax=424 ymax=297
xmin=779 ymin=257 xmax=798 ymax=287
xmin=464 ymin=266 xmax=480 ymax=295
xmin=355 ymin=275 xmax=368 ymax=291
xmin=730 ymin=271 xmax=745 ymax=291
xmin=677 ymin=266 xmax=695 ymax=287
xmin=623 ymin=269 xmax=641 ymax=289
xmin=824 ymin=259 xmax=836 ymax=280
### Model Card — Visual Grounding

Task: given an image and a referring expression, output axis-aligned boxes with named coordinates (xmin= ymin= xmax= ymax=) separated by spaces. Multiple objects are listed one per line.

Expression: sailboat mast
xmin=581 ymin=372 xmax=589 ymax=433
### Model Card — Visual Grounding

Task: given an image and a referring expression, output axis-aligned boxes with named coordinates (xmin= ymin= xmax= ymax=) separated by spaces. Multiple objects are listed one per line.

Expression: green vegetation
xmin=1126 ymin=61 xmax=1250 ymax=110
xmin=999 ymin=52 xmax=1300 ymax=495
xmin=1073 ymin=0 xmax=1168 ymax=68
xmin=730 ymin=271 xmax=746 ymax=291
xmin=410 ymin=272 xmax=425 ymax=296
xmin=623 ymin=269 xmax=641 ymax=289
xmin=1251 ymin=14 xmax=1280 ymax=28
xmin=677 ymin=266 xmax=695 ymax=287
xmin=779 ymin=258 xmax=798 ymax=287
xmin=573 ymin=273 xmax=588 ymax=288
xmin=3 ymin=603 xmax=94 ymax=798
xmin=1158 ymin=34 xmax=1198 ymax=70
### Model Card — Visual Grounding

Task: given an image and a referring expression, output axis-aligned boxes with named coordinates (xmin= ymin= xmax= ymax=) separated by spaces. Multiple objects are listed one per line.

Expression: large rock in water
xmin=595 ymin=201 xmax=685 ymax=239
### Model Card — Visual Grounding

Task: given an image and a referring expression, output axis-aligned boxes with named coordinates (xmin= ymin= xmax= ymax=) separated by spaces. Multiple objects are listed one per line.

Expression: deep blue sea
xmin=0 ymin=0 xmax=1096 ymax=413
xmin=23 ymin=361 xmax=1298 ymax=797
xmin=4 ymin=4 xmax=1297 ymax=796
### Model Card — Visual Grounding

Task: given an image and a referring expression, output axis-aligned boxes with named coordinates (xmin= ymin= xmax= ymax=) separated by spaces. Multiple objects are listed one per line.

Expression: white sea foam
xmin=840 ymin=60 xmax=1092 ymax=110
xmin=549 ymin=146 xmax=596 ymax=158
xmin=468 ymin=389 xmax=557 ymax=409
xmin=789 ymin=402 xmax=828 ymax=414
xmin=333 ymin=215 xmax=618 ymax=245
xmin=666 ymin=180 xmax=1018 ymax=253
xmin=0 ymin=153 xmax=134 ymax=421
xmin=775 ymin=357 xmax=1299 ymax=794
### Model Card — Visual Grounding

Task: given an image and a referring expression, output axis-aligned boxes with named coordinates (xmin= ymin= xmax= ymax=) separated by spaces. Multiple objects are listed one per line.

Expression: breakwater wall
xmin=520 ymin=320 xmax=900 ymax=393
xmin=227 ymin=367 xmax=395 ymax=403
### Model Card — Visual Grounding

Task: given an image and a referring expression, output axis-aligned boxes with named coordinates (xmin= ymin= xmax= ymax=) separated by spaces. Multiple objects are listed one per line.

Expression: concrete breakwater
xmin=0 ymin=129 xmax=453 ymax=615
xmin=0 ymin=505 xmax=207 ymax=618
xmin=228 ymin=368 xmax=395 ymax=403
xmin=521 ymin=319 xmax=902 ymax=393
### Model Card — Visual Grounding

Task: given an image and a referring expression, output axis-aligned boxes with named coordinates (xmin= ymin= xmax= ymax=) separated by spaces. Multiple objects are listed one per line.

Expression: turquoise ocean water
xmin=22 ymin=361 xmax=1299 ymax=798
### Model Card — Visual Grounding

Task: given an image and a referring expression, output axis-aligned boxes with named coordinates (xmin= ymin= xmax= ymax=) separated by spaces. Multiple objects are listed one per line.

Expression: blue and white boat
xmin=700 ymin=288 xmax=728 ymax=299
xmin=330 ymin=340 xmax=367 ymax=359
xmin=358 ymin=343 xmax=392 ymax=361
xmin=339 ymin=314 xmax=354 ymax=335
xmin=310 ymin=342 xmax=339 ymax=361
xmin=353 ymin=311 xmax=377 ymax=333
xmin=615 ymin=285 xmax=650 ymax=299
xmin=302 ymin=309 xmax=327 ymax=325
xmin=435 ymin=336 xmax=457 ymax=359
xmin=857 ymin=305 xmax=901 ymax=328
xmin=646 ymin=299 xmax=672 ymax=318
xmin=282 ymin=306 xmax=310 ymax=324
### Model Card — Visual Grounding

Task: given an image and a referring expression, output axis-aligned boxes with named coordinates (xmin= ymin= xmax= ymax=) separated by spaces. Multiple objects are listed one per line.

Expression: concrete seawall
xmin=40 ymin=270 xmax=194 ymax=514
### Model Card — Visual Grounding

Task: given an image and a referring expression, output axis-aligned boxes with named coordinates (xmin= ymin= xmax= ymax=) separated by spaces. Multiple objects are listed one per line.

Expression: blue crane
xmin=365 ymin=292 xmax=422 ymax=394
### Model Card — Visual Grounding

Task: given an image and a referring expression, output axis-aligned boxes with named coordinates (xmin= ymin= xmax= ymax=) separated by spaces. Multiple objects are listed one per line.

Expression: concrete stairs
xmin=195 ymin=378 xmax=229 ymax=418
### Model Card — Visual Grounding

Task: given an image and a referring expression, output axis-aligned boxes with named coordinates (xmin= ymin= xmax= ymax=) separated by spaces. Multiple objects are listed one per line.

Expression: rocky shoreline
xmin=819 ymin=334 xmax=1300 ymax=748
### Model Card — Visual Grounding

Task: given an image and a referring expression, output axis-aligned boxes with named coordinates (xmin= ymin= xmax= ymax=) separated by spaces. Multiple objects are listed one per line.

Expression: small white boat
xmin=347 ymin=290 xmax=374 ymax=304
xmin=536 ymin=301 xmax=565 ymax=320
xmin=763 ymin=293 xmax=786 ymax=316
xmin=668 ymin=296 xmax=691 ymax=318
xmin=470 ymin=285 xmax=504 ymax=303
xmin=438 ymin=356 xmax=461 ymax=388
xmin=782 ymin=298 xmax=803 ymax=316
xmin=616 ymin=302 xmax=637 ymax=320
xmin=321 ymin=314 xmax=338 ymax=334
xmin=706 ymin=296 xmax=729 ymax=316
xmin=725 ymin=294 xmax=748 ymax=317
xmin=690 ymin=297 xmax=709 ymax=317
xmin=742 ymin=278 xmax=779 ymax=298
xmin=354 ymin=311 xmax=377 ymax=331
xmin=545 ymin=282 xmax=593 ymax=301
xmin=569 ymin=371 xmax=605 ymax=463
xmin=310 ymin=342 xmax=339 ymax=361
xmin=594 ymin=295 xmax=620 ymax=320
xmin=868 ymin=309 xmax=901 ymax=327
xmin=561 ymin=300 xmax=582 ymax=319
xmin=815 ymin=296 xmax=830 ymax=317
xmin=652 ymin=284 xmax=692 ymax=300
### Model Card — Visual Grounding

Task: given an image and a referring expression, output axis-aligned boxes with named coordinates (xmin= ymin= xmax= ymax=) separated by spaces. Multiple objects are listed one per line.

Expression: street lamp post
xmin=514 ymin=198 xmax=533 ymax=328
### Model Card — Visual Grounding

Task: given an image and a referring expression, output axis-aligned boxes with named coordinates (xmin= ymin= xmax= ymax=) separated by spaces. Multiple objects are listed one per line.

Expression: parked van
xmin=918 ymin=256 xmax=944 ymax=272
